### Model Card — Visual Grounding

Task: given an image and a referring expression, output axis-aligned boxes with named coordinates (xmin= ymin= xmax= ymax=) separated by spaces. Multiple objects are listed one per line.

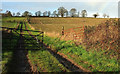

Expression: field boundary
xmin=62 ymin=26 xmax=85 ymax=42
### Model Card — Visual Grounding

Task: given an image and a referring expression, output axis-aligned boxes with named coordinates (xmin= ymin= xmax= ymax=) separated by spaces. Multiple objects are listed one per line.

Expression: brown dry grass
xmin=45 ymin=32 xmax=60 ymax=38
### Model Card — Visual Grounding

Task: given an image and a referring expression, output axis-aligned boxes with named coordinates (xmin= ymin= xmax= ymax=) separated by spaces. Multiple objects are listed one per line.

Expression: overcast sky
xmin=1 ymin=1 xmax=119 ymax=18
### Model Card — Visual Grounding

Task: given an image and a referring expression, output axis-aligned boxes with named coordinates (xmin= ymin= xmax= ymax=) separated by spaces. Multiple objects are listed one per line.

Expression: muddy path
xmin=7 ymin=22 xmax=31 ymax=72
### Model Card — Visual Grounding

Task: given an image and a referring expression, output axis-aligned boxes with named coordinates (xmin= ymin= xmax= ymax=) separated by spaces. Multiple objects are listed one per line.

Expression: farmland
xmin=1 ymin=17 xmax=119 ymax=73
xmin=29 ymin=17 xmax=109 ymax=35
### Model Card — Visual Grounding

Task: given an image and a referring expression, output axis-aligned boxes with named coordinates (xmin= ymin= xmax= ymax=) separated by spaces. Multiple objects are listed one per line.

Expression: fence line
xmin=62 ymin=26 xmax=85 ymax=42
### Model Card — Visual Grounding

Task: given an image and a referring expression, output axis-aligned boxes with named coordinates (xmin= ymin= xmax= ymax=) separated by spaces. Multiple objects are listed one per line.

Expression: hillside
xmin=29 ymin=17 xmax=109 ymax=34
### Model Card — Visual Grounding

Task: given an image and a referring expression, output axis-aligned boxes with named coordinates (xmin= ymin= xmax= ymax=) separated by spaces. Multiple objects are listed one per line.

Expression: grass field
xmin=2 ymin=17 xmax=25 ymax=28
xmin=2 ymin=17 xmax=110 ymax=33
xmin=2 ymin=17 xmax=110 ymax=37
xmin=29 ymin=17 xmax=109 ymax=34
xmin=2 ymin=17 xmax=119 ymax=72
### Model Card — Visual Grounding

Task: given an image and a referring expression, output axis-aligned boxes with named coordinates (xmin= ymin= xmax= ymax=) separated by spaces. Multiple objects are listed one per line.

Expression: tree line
xmin=0 ymin=7 xmax=109 ymax=18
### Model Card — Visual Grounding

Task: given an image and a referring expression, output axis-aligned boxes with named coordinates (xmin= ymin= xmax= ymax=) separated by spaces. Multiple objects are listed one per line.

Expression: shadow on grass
xmin=2 ymin=26 xmax=85 ymax=73
xmin=2 ymin=29 xmax=32 ymax=73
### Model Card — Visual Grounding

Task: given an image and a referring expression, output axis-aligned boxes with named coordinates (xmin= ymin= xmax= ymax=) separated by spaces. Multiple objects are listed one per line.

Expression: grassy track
xmin=23 ymin=23 xmax=70 ymax=72
xmin=25 ymin=38 xmax=70 ymax=72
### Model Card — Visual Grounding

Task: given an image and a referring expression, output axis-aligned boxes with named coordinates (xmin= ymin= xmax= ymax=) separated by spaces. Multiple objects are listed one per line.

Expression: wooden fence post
xmin=62 ymin=26 xmax=64 ymax=35
xmin=42 ymin=32 xmax=44 ymax=43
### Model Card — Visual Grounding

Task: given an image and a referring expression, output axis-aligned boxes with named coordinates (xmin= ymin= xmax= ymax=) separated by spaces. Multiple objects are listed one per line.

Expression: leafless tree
xmin=58 ymin=7 xmax=67 ymax=17
xmin=43 ymin=11 xmax=47 ymax=16
xmin=81 ymin=10 xmax=87 ymax=17
xmin=107 ymin=15 xmax=109 ymax=18
xmin=6 ymin=10 xmax=12 ymax=17
xmin=13 ymin=12 xmax=15 ymax=16
xmin=37 ymin=11 xmax=41 ymax=16
xmin=35 ymin=12 xmax=37 ymax=16
xmin=22 ymin=11 xmax=32 ymax=17
xmin=48 ymin=11 xmax=51 ymax=17
xmin=16 ymin=12 xmax=20 ymax=16
xmin=93 ymin=13 xmax=99 ymax=18
xmin=70 ymin=8 xmax=77 ymax=17
xmin=103 ymin=13 xmax=107 ymax=18
xmin=53 ymin=10 xmax=57 ymax=17
xmin=66 ymin=10 xmax=68 ymax=17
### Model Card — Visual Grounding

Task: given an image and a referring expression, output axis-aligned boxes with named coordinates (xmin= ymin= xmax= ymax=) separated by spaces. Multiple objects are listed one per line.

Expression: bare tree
xmin=37 ymin=11 xmax=41 ymax=16
xmin=107 ymin=15 xmax=109 ymax=18
xmin=70 ymin=8 xmax=77 ymax=17
xmin=43 ymin=11 xmax=47 ymax=16
xmin=35 ymin=12 xmax=37 ymax=16
xmin=53 ymin=10 xmax=57 ymax=17
xmin=81 ymin=10 xmax=87 ymax=17
xmin=103 ymin=13 xmax=107 ymax=18
xmin=6 ymin=10 xmax=12 ymax=17
xmin=35 ymin=11 xmax=41 ymax=16
xmin=22 ymin=11 xmax=32 ymax=17
xmin=93 ymin=13 xmax=99 ymax=18
xmin=13 ymin=12 xmax=15 ymax=16
xmin=28 ymin=12 xmax=32 ymax=16
xmin=66 ymin=10 xmax=68 ymax=17
xmin=22 ymin=11 xmax=29 ymax=16
xmin=16 ymin=12 xmax=20 ymax=16
xmin=48 ymin=11 xmax=51 ymax=17
xmin=58 ymin=7 xmax=67 ymax=17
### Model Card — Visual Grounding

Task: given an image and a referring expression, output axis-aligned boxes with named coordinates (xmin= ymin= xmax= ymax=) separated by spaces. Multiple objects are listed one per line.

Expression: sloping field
xmin=2 ymin=17 xmax=25 ymax=28
xmin=29 ymin=17 xmax=109 ymax=34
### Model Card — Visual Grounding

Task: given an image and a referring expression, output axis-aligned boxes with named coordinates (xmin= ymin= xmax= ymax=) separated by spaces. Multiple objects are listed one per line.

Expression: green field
xmin=2 ymin=17 xmax=25 ymax=29
xmin=2 ymin=17 xmax=119 ymax=72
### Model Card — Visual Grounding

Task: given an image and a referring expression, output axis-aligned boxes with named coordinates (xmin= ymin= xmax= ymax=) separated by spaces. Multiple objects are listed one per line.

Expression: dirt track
xmin=7 ymin=23 xmax=31 ymax=72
